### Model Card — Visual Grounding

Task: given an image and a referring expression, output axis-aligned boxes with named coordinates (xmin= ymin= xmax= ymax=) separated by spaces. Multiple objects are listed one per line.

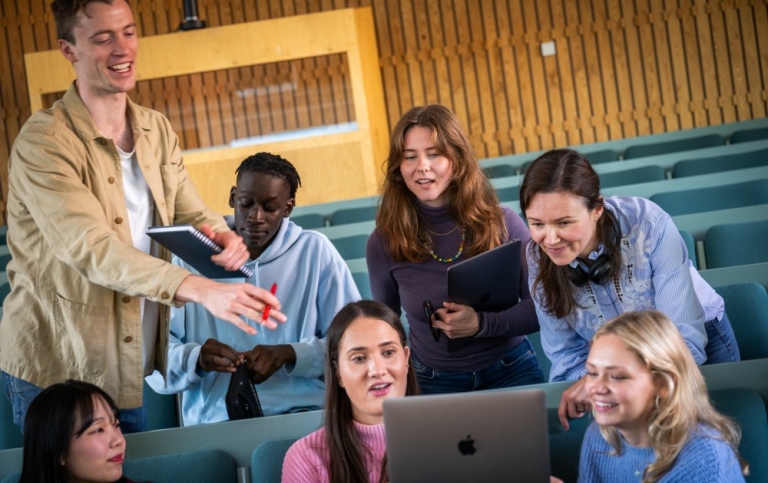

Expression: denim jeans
xmin=2 ymin=372 xmax=147 ymax=434
xmin=703 ymin=312 xmax=741 ymax=364
xmin=413 ymin=338 xmax=545 ymax=394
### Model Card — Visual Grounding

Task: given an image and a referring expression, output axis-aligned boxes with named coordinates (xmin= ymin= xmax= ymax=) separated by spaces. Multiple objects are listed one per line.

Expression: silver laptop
xmin=383 ymin=389 xmax=551 ymax=483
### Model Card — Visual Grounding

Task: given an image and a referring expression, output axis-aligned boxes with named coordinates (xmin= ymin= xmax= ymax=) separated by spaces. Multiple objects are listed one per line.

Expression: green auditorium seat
xmin=290 ymin=213 xmax=327 ymax=229
xmin=482 ymin=164 xmax=517 ymax=179
xmin=0 ymin=380 xmax=23 ymax=450
xmin=251 ymin=438 xmax=298 ymax=483
xmin=599 ymin=165 xmax=666 ymax=188
xmin=678 ymin=229 xmax=698 ymax=269
xmin=705 ymin=219 xmax=768 ymax=269
xmin=649 ymin=179 xmax=768 ymax=217
xmin=714 ymin=283 xmax=768 ymax=360
xmin=330 ymin=205 xmax=378 ymax=226
xmin=1 ymin=449 xmax=238 ymax=483
xmin=547 ymin=407 xmax=592 ymax=483
xmin=527 ymin=331 xmax=551 ymax=382
xmin=144 ymin=381 xmax=180 ymax=430
xmin=709 ymin=388 xmax=768 ymax=483
xmin=495 ymin=185 xmax=520 ymax=202
xmin=672 ymin=148 xmax=768 ymax=178
xmin=623 ymin=133 xmax=724 ymax=159
xmin=331 ymin=234 xmax=369 ymax=260
xmin=0 ymin=254 xmax=10 ymax=272
xmin=729 ymin=127 xmax=768 ymax=144
xmin=581 ymin=148 xmax=620 ymax=164
xmin=352 ymin=271 xmax=372 ymax=300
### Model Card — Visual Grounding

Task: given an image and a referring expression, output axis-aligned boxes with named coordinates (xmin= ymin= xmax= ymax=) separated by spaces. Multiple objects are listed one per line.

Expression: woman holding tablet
xmin=366 ymin=104 xmax=543 ymax=394
xmin=519 ymin=149 xmax=739 ymax=429
xmin=579 ymin=311 xmax=747 ymax=482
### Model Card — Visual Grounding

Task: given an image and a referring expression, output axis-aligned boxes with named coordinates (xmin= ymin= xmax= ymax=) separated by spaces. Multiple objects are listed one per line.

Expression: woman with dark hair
xmin=282 ymin=300 xmax=419 ymax=482
xmin=19 ymin=379 xmax=145 ymax=483
xmin=519 ymin=148 xmax=739 ymax=430
xmin=580 ymin=311 xmax=747 ymax=482
xmin=366 ymin=104 xmax=543 ymax=394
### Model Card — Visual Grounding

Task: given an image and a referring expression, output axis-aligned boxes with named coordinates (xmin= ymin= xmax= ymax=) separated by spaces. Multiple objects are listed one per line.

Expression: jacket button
xmin=115 ymin=217 xmax=123 ymax=224
xmin=122 ymin=296 xmax=130 ymax=303
xmin=108 ymin=177 xmax=116 ymax=184
xmin=161 ymin=291 xmax=170 ymax=299
xmin=123 ymin=336 xmax=133 ymax=343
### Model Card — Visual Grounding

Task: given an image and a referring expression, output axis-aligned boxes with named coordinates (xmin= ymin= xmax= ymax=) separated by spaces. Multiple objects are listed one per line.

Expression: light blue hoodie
xmin=146 ymin=218 xmax=360 ymax=425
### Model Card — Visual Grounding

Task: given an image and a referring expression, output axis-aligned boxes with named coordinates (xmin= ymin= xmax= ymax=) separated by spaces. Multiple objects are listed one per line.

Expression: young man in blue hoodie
xmin=147 ymin=152 xmax=360 ymax=425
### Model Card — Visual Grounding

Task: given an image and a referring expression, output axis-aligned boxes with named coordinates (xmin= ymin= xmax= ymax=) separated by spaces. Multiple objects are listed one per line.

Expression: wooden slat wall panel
xmin=3 ymin=0 xmax=768 ymax=223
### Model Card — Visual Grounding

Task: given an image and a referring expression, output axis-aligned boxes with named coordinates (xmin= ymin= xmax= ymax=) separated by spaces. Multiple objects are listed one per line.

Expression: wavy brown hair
xmin=519 ymin=149 xmax=622 ymax=318
xmin=324 ymin=301 xmax=420 ymax=483
xmin=377 ymin=104 xmax=505 ymax=262
xmin=592 ymin=311 xmax=748 ymax=483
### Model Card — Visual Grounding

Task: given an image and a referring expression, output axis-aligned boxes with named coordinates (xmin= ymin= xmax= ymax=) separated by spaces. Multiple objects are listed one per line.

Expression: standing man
xmin=0 ymin=0 xmax=285 ymax=433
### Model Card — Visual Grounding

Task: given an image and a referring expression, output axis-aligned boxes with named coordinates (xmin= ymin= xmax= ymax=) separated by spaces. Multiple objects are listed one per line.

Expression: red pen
xmin=261 ymin=283 xmax=278 ymax=323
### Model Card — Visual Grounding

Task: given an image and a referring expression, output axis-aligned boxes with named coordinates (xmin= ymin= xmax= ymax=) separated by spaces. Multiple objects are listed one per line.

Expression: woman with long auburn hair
xmin=579 ymin=311 xmax=747 ymax=482
xmin=519 ymin=148 xmax=739 ymax=430
xmin=282 ymin=301 xmax=419 ymax=482
xmin=366 ymin=104 xmax=544 ymax=394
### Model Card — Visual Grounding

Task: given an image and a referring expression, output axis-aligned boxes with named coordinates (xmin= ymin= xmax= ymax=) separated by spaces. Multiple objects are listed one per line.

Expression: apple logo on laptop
xmin=458 ymin=435 xmax=476 ymax=455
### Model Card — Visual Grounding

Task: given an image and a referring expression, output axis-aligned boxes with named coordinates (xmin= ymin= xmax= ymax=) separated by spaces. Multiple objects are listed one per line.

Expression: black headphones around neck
xmin=565 ymin=211 xmax=621 ymax=287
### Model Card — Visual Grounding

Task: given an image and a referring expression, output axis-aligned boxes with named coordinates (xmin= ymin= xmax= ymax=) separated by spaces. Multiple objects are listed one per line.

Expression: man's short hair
xmin=51 ymin=0 xmax=125 ymax=43
xmin=235 ymin=152 xmax=302 ymax=201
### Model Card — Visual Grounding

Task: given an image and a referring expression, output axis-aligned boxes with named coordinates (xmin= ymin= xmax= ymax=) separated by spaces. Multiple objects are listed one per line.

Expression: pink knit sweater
xmin=281 ymin=421 xmax=387 ymax=482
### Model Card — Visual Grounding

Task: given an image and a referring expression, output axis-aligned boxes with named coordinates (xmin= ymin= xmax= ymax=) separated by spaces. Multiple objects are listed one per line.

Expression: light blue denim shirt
xmin=527 ymin=196 xmax=723 ymax=381
xmin=146 ymin=218 xmax=360 ymax=425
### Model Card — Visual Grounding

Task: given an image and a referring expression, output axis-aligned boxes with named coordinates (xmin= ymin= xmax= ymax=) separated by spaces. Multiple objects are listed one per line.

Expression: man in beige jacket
xmin=0 ymin=0 xmax=285 ymax=434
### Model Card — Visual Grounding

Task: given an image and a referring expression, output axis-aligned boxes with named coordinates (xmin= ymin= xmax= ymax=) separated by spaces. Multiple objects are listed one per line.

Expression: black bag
xmin=225 ymin=363 xmax=264 ymax=420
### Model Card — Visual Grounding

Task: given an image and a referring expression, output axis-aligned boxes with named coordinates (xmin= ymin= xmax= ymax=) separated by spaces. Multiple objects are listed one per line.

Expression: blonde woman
xmin=579 ymin=311 xmax=748 ymax=482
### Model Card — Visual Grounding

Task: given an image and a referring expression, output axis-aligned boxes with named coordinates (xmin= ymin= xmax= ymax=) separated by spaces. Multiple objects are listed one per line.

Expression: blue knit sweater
xmin=578 ymin=421 xmax=745 ymax=482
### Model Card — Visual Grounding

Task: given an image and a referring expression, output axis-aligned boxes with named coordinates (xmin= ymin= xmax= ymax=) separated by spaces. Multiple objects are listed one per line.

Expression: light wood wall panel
xmin=2 ymin=0 xmax=768 ymax=223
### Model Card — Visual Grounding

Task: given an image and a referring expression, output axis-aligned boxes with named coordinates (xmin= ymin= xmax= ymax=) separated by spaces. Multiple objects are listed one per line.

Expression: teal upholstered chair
xmin=251 ymin=438 xmax=299 ymax=483
xmin=678 ymin=229 xmax=698 ymax=269
xmin=672 ymin=148 xmax=768 ymax=178
xmin=1 ymin=448 xmax=238 ymax=483
xmin=729 ymin=127 xmax=768 ymax=144
xmin=714 ymin=283 xmax=768 ymax=360
xmin=495 ymin=185 xmax=520 ymax=202
xmin=623 ymin=133 xmax=723 ymax=159
xmin=709 ymin=388 xmax=768 ymax=483
xmin=705 ymin=219 xmax=768 ymax=269
xmin=482 ymin=164 xmax=517 ymax=179
xmin=290 ymin=213 xmax=327 ymax=229
xmin=331 ymin=234 xmax=370 ymax=261
xmin=649 ymin=179 xmax=768 ymax=217
xmin=352 ymin=271 xmax=372 ymax=300
xmin=527 ymin=331 xmax=552 ymax=383
xmin=330 ymin=205 xmax=378 ymax=226
xmin=599 ymin=165 xmax=666 ymax=188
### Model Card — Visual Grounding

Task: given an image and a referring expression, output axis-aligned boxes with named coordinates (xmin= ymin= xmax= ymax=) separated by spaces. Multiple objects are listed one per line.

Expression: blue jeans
xmin=413 ymin=338 xmax=545 ymax=394
xmin=2 ymin=372 xmax=147 ymax=434
xmin=703 ymin=312 xmax=740 ymax=364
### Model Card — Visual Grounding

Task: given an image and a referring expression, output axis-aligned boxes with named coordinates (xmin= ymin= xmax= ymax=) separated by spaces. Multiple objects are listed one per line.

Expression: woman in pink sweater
xmin=282 ymin=300 xmax=420 ymax=482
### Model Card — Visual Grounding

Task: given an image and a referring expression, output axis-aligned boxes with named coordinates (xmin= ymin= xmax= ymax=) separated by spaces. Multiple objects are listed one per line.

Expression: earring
xmin=655 ymin=395 xmax=660 ymax=408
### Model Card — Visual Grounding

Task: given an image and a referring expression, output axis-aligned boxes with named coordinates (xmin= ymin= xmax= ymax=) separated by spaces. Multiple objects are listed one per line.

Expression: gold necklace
xmin=424 ymin=224 xmax=459 ymax=237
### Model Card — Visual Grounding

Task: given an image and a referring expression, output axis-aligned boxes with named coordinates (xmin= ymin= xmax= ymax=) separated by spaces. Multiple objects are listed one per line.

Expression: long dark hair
xmin=324 ymin=301 xmax=420 ymax=483
xmin=377 ymin=104 xmax=505 ymax=262
xmin=519 ymin=149 xmax=622 ymax=318
xmin=20 ymin=379 xmax=127 ymax=483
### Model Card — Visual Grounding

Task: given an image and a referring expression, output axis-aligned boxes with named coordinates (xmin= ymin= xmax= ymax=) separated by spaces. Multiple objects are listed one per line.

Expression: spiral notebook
xmin=146 ymin=225 xmax=254 ymax=279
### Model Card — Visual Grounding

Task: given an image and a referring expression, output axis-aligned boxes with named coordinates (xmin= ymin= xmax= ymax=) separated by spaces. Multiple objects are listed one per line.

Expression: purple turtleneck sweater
xmin=366 ymin=203 xmax=538 ymax=371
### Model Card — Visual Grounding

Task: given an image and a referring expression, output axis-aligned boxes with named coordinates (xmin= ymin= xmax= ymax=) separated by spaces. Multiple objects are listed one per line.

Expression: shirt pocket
xmin=54 ymin=294 xmax=109 ymax=376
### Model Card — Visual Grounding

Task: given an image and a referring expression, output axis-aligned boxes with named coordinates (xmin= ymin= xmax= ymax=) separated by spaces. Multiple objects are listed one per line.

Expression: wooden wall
xmin=1 ymin=0 xmax=767 ymax=222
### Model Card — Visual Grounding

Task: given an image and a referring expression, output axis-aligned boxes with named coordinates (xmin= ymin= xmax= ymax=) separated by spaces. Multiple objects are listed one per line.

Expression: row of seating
xmin=292 ymin=151 xmax=768 ymax=230
xmin=4 ymin=379 xmax=765 ymax=483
